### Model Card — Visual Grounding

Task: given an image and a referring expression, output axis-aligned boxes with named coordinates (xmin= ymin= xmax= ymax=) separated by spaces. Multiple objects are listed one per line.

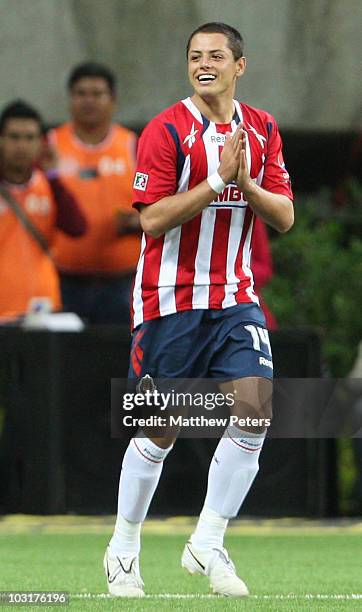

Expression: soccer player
xmin=105 ymin=22 xmax=294 ymax=597
xmin=49 ymin=63 xmax=140 ymax=324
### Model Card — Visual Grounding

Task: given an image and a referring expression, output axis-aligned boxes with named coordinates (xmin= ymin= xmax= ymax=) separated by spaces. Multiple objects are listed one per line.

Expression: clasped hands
xmin=218 ymin=125 xmax=255 ymax=196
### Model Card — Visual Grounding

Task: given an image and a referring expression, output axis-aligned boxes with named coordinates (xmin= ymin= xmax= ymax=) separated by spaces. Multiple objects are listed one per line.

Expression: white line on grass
xmin=72 ymin=593 xmax=362 ymax=600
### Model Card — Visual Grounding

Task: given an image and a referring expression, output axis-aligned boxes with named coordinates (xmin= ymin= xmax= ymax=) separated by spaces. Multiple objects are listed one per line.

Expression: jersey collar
xmin=182 ymin=97 xmax=243 ymax=127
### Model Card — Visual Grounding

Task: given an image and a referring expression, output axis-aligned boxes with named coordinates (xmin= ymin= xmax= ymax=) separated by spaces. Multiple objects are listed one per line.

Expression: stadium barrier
xmin=0 ymin=326 xmax=337 ymax=517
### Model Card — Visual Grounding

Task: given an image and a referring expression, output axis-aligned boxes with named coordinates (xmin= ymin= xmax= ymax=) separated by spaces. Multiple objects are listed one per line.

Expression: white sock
xmin=109 ymin=514 xmax=141 ymax=558
xmin=109 ymin=435 xmax=173 ymax=557
xmin=191 ymin=426 xmax=265 ymax=550
xmin=205 ymin=425 xmax=265 ymax=518
xmin=191 ymin=506 xmax=228 ymax=551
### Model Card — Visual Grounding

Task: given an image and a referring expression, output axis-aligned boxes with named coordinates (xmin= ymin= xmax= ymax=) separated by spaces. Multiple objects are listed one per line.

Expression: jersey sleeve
xmin=261 ymin=116 xmax=293 ymax=200
xmin=133 ymin=119 xmax=177 ymax=208
xmin=49 ymin=177 xmax=87 ymax=237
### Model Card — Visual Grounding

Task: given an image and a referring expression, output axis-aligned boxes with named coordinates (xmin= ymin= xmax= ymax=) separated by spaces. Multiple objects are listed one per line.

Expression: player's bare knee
xmin=258 ymin=398 xmax=273 ymax=422
xmin=231 ymin=398 xmax=272 ymax=423
xmin=252 ymin=399 xmax=272 ymax=424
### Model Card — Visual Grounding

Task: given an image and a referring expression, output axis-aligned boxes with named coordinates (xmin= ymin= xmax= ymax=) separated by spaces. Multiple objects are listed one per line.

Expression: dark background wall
xmin=1 ymin=0 xmax=361 ymax=130
xmin=0 ymin=327 xmax=336 ymax=518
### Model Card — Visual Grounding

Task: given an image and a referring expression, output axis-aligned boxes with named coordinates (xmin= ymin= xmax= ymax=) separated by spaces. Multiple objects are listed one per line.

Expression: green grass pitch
xmin=0 ymin=517 xmax=361 ymax=610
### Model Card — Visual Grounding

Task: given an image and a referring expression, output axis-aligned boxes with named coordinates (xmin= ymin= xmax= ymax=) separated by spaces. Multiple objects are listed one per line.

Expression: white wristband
xmin=207 ymin=171 xmax=226 ymax=194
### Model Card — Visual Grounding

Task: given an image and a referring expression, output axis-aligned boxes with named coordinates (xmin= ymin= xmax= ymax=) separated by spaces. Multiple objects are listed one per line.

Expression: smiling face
xmin=188 ymin=32 xmax=246 ymax=101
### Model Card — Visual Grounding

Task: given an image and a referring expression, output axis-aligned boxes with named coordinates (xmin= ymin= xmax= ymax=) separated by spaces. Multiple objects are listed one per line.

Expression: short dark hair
xmin=67 ymin=62 xmax=116 ymax=95
xmin=186 ymin=22 xmax=244 ymax=60
xmin=0 ymin=100 xmax=43 ymax=134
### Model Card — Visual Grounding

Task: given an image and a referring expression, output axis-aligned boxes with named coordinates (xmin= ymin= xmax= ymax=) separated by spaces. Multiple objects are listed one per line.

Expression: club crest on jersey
xmin=183 ymin=122 xmax=199 ymax=149
xmin=134 ymin=172 xmax=149 ymax=191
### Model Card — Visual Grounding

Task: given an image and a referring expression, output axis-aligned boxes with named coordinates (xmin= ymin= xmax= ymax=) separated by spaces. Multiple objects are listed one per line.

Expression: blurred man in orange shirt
xmin=0 ymin=100 xmax=86 ymax=319
xmin=49 ymin=62 xmax=140 ymax=324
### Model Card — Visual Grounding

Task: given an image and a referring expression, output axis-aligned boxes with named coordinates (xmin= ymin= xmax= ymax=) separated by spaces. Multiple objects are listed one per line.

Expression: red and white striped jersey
xmin=131 ymin=97 xmax=293 ymax=329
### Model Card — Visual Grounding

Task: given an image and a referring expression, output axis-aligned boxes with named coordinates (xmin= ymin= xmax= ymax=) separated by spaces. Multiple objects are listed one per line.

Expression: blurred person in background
xmin=0 ymin=100 xmax=86 ymax=319
xmin=250 ymin=217 xmax=277 ymax=330
xmin=48 ymin=62 xmax=140 ymax=325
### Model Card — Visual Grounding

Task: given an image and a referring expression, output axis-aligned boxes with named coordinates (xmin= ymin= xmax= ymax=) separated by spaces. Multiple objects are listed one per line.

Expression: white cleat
xmin=104 ymin=546 xmax=145 ymax=597
xmin=181 ymin=540 xmax=249 ymax=597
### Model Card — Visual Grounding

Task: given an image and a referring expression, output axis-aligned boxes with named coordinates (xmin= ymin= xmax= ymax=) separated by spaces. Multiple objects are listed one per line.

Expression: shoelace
xmin=111 ymin=556 xmax=144 ymax=588
xmin=211 ymin=547 xmax=236 ymax=575
xmin=126 ymin=562 xmax=144 ymax=588
xmin=125 ymin=573 xmax=143 ymax=587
